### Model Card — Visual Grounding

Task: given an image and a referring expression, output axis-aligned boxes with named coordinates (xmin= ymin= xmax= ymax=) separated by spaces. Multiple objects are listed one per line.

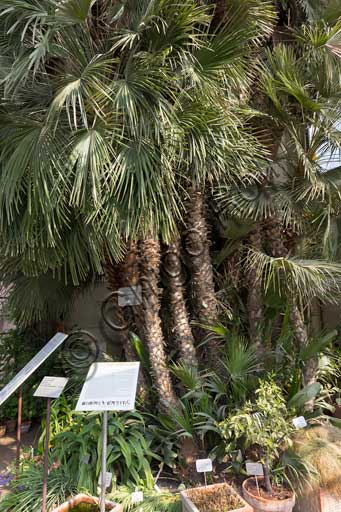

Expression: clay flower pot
xmin=181 ymin=482 xmax=253 ymax=512
xmin=51 ymin=493 xmax=123 ymax=511
xmin=20 ymin=420 xmax=32 ymax=434
xmin=243 ymin=478 xmax=295 ymax=512
xmin=5 ymin=419 xmax=16 ymax=433
xmin=0 ymin=425 xmax=6 ymax=438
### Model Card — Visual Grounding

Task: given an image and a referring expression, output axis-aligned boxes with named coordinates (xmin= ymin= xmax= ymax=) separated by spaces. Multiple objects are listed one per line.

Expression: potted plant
xmin=0 ymin=409 xmax=7 ymax=438
xmin=293 ymin=424 xmax=341 ymax=512
xmin=181 ymin=482 xmax=252 ymax=512
xmin=21 ymin=395 xmax=36 ymax=433
xmin=219 ymin=378 xmax=296 ymax=512
xmin=4 ymin=396 xmax=18 ymax=433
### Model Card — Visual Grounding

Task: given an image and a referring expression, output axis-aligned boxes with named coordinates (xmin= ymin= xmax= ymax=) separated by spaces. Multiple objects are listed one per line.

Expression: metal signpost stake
xmin=33 ymin=376 xmax=69 ymax=512
xmin=100 ymin=411 xmax=108 ymax=512
xmin=42 ymin=398 xmax=52 ymax=512
xmin=15 ymin=386 xmax=23 ymax=475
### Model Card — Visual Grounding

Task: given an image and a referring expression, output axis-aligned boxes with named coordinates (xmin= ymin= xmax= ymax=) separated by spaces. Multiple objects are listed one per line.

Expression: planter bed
xmin=181 ymin=482 xmax=252 ymax=512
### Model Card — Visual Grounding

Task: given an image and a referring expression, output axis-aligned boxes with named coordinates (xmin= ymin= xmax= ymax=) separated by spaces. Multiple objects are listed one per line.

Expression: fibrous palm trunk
xmin=105 ymin=242 xmax=148 ymax=399
xmin=105 ymin=258 xmax=136 ymax=361
xmin=185 ymin=187 xmax=221 ymax=368
xmin=165 ymin=238 xmax=198 ymax=367
xmin=247 ymin=226 xmax=264 ymax=355
xmin=140 ymin=236 xmax=177 ymax=407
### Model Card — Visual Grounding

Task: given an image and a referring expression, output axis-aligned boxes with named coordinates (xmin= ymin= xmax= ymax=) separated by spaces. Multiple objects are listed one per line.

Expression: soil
xmin=70 ymin=506 xmax=98 ymax=511
xmin=186 ymin=484 xmax=244 ymax=512
xmin=246 ymin=478 xmax=293 ymax=501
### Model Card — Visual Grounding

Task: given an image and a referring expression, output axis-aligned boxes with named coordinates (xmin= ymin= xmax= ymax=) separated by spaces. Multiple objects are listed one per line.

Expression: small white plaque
xmin=246 ymin=462 xmax=264 ymax=476
xmin=293 ymin=416 xmax=307 ymax=429
xmin=82 ymin=454 xmax=90 ymax=465
xmin=118 ymin=286 xmax=142 ymax=307
xmin=196 ymin=458 xmax=213 ymax=473
xmin=98 ymin=472 xmax=112 ymax=488
xmin=131 ymin=491 xmax=144 ymax=504
xmin=76 ymin=362 xmax=140 ymax=412
xmin=34 ymin=377 xmax=68 ymax=399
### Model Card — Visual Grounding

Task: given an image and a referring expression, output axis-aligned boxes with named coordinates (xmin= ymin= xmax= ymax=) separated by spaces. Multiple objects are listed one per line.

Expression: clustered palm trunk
xmin=247 ymin=227 xmax=264 ymax=355
xmin=185 ymin=187 xmax=221 ymax=368
xmin=140 ymin=237 xmax=178 ymax=407
xmin=165 ymin=238 xmax=198 ymax=367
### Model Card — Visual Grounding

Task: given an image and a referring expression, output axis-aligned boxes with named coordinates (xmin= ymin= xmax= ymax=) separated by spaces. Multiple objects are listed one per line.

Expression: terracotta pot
xmin=243 ymin=478 xmax=295 ymax=512
xmin=20 ymin=420 xmax=32 ymax=434
xmin=181 ymin=482 xmax=253 ymax=512
xmin=51 ymin=493 xmax=123 ymax=512
xmin=295 ymin=488 xmax=341 ymax=512
xmin=0 ymin=425 xmax=7 ymax=438
xmin=334 ymin=405 xmax=341 ymax=420
xmin=5 ymin=419 xmax=17 ymax=433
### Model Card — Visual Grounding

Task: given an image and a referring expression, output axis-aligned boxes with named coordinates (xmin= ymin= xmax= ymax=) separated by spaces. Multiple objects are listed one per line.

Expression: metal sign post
xmin=76 ymin=362 xmax=140 ymax=511
xmin=42 ymin=398 xmax=52 ymax=512
xmin=100 ymin=411 xmax=108 ymax=512
xmin=34 ymin=376 xmax=69 ymax=512
xmin=15 ymin=386 xmax=23 ymax=474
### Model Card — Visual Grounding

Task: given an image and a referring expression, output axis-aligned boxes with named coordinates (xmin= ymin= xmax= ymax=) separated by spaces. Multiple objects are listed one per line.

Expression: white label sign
xmin=82 ymin=454 xmax=90 ymax=465
xmin=196 ymin=459 xmax=213 ymax=473
xmin=118 ymin=286 xmax=142 ymax=307
xmin=76 ymin=362 xmax=140 ymax=412
xmin=293 ymin=416 xmax=307 ymax=429
xmin=98 ymin=472 xmax=112 ymax=489
xmin=131 ymin=491 xmax=144 ymax=504
xmin=34 ymin=377 xmax=68 ymax=399
xmin=0 ymin=333 xmax=68 ymax=406
xmin=246 ymin=462 xmax=264 ymax=476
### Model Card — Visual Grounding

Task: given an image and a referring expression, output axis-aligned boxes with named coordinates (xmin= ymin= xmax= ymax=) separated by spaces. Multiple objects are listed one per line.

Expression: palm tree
xmin=0 ymin=0 xmax=274 ymax=404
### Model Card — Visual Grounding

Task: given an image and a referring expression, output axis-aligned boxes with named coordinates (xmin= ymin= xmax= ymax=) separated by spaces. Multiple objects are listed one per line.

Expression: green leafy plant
xmin=219 ymin=378 xmax=296 ymax=494
xmin=41 ymin=399 xmax=156 ymax=493
xmin=110 ymin=487 xmax=181 ymax=512
xmin=0 ymin=460 xmax=77 ymax=512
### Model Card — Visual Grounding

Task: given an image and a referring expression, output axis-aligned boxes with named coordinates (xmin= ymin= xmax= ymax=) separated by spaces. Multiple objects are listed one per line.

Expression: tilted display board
xmin=0 ymin=333 xmax=68 ymax=407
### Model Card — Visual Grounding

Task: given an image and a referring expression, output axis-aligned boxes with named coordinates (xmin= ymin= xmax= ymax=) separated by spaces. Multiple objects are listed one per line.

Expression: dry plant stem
xmin=263 ymin=459 xmax=273 ymax=495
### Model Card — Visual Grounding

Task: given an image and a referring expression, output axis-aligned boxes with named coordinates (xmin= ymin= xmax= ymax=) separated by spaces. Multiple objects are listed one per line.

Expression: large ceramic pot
xmin=181 ymin=482 xmax=253 ymax=512
xmin=243 ymin=478 xmax=295 ymax=512
xmin=51 ymin=494 xmax=123 ymax=512
xmin=5 ymin=419 xmax=16 ymax=433
xmin=20 ymin=420 xmax=32 ymax=434
xmin=0 ymin=424 xmax=6 ymax=438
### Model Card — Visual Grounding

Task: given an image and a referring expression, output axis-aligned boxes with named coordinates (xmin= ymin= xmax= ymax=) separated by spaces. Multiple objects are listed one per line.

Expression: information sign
xmin=196 ymin=459 xmax=213 ymax=473
xmin=34 ymin=377 xmax=68 ymax=399
xmin=118 ymin=286 xmax=142 ymax=307
xmin=76 ymin=362 xmax=140 ymax=411
xmin=246 ymin=462 xmax=264 ymax=476
xmin=98 ymin=472 xmax=112 ymax=489
xmin=0 ymin=333 xmax=68 ymax=406
xmin=293 ymin=416 xmax=308 ymax=429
